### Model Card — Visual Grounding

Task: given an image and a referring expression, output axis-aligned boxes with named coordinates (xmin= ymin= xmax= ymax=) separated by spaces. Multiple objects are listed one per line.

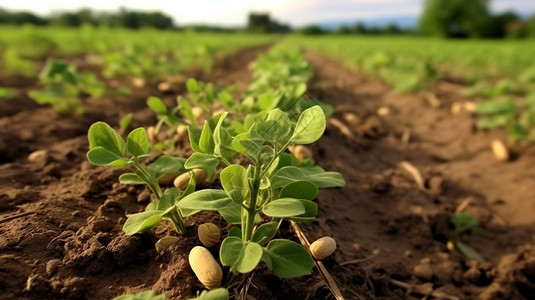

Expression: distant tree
xmin=246 ymin=13 xmax=290 ymax=33
xmin=419 ymin=0 xmax=492 ymax=38
xmin=486 ymin=11 xmax=520 ymax=38
xmin=529 ymin=14 xmax=535 ymax=38
xmin=0 ymin=7 xmax=47 ymax=25
xmin=335 ymin=25 xmax=352 ymax=34
xmin=354 ymin=22 xmax=368 ymax=34
xmin=297 ymin=24 xmax=324 ymax=35
xmin=384 ymin=23 xmax=401 ymax=34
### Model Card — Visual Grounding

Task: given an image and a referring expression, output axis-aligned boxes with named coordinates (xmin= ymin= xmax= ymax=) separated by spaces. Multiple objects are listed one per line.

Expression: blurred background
xmin=1 ymin=0 xmax=534 ymax=38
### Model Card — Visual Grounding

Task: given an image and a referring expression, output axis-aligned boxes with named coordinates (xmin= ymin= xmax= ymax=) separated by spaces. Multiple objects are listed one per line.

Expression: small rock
xmin=377 ymin=106 xmax=390 ymax=116
xmin=343 ymin=113 xmax=360 ymax=126
xmin=463 ymin=266 xmax=482 ymax=284
xmin=28 ymin=150 xmax=49 ymax=168
xmin=158 ymin=82 xmax=172 ymax=93
xmin=413 ymin=263 xmax=434 ymax=281
xmin=46 ymin=259 xmax=61 ymax=276
xmin=426 ymin=175 xmax=444 ymax=194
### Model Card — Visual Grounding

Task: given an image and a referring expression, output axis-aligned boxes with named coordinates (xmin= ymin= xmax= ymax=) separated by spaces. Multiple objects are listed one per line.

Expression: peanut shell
xmin=198 ymin=223 xmax=220 ymax=247
xmin=188 ymin=246 xmax=222 ymax=290
xmin=309 ymin=236 xmax=337 ymax=260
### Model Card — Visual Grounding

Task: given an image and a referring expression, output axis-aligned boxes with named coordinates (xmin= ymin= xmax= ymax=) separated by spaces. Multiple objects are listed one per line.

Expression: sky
xmin=1 ymin=0 xmax=534 ymax=27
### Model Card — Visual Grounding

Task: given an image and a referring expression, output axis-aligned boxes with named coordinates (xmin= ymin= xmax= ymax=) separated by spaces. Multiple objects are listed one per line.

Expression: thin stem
xmin=165 ymin=207 xmax=186 ymax=234
xmin=133 ymin=157 xmax=163 ymax=199
xmin=243 ymin=166 xmax=260 ymax=242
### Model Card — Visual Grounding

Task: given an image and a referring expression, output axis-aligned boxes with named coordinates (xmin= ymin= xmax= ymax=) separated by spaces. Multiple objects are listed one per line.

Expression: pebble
xmin=28 ymin=150 xmax=49 ymax=168
xmin=46 ymin=259 xmax=61 ymax=276
xmin=413 ymin=263 xmax=433 ymax=281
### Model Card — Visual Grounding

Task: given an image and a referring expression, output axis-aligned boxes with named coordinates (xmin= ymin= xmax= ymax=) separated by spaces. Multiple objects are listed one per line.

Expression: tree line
xmin=0 ymin=7 xmax=174 ymax=29
xmin=1 ymin=2 xmax=535 ymax=38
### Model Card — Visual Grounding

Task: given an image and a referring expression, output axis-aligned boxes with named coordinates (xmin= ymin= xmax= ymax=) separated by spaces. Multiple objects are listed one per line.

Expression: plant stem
xmin=133 ymin=157 xmax=163 ymax=199
xmin=165 ymin=207 xmax=186 ymax=234
xmin=243 ymin=167 xmax=260 ymax=241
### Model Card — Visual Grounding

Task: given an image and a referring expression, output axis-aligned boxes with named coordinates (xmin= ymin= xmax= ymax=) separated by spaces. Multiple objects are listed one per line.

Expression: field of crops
xmin=1 ymin=27 xmax=535 ymax=300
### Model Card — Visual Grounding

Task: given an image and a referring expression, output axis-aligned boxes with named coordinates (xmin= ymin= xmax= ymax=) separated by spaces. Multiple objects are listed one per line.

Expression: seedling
xmin=28 ymin=59 xmax=108 ymax=115
xmin=176 ymin=106 xmax=345 ymax=283
xmin=86 ymin=121 xmax=190 ymax=234
xmin=449 ymin=212 xmax=487 ymax=262
xmin=475 ymin=95 xmax=535 ymax=146
xmin=0 ymin=87 xmax=16 ymax=100
xmin=112 ymin=288 xmax=229 ymax=300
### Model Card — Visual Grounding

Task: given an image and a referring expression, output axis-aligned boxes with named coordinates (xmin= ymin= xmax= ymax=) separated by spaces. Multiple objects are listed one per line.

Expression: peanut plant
xmin=86 ymin=122 xmax=189 ymax=234
xmin=176 ymin=105 xmax=344 ymax=280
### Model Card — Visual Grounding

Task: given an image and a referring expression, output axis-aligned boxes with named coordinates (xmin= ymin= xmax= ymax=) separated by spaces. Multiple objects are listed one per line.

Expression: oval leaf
xmin=252 ymin=222 xmax=279 ymax=245
xmin=290 ymin=106 xmax=326 ymax=144
xmin=88 ymin=121 xmax=125 ymax=156
xmin=87 ymin=147 xmax=129 ymax=167
xmin=123 ymin=211 xmax=163 ymax=235
xmin=262 ymin=239 xmax=314 ymax=278
xmin=262 ymin=198 xmax=305 ymax=218
xmin=127 ymin=127 xmax=150 ymax=157
xmin=220 ymin=236 xmax=263 ymax=273
xmin=280 ymin=181 xmax=318 ymax=200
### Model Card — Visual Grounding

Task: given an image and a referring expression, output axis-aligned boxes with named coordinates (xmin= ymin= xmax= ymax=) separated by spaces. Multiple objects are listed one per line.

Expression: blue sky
xmin=1 ymin=0 xmax=534 ymax=26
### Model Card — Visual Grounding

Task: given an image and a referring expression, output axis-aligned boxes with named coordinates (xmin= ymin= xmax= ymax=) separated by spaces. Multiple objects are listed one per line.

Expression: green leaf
xmin=186 ymin=78 xmax=200 ymax=93
xmin=87 ymin=147 xmax=129 ymax=166
xmin=88 ymin=122 xmax=125 ymax=157
xmin=287 ymin=200 xmax=318 ymax=222
xmin=188 ymin=288 xmax=229 ymax=300
xmin=123 ymin=210 xmax=163 ymax=235
xmin=262 ymin=198 xmax=305 ymax=218
xmin=219 ymin=203 xmax=242 ymax=224
xmin=476 ymin=116 xmax=509 ymax=129
xmin=113 ymin=290 xmax=166 ymax=300
xmin=199 ymin=121 xmax=215 ymax=154
xmin=220 ymin=236 xmax=263 ymax=273
xmin=279 ymin=181 xmax=318 ymax=200
xmin=146 ymin=96 xmax=167 ymax=115
xmin=258 ymin=93 xmax=280 ymax=110
xmin=228 ymin=227 xmax=241 ymax=238
xmin=184 ymin=153 xmax=219 ymax=182
xmin=271 ymin=166 xmax=345 ymax=189
xmin=455 ymin=240 xmax=486 ymax=263
xmin=220 ymin=165 xmax=249 ymax=204
xmin=262 ymin=239 xmax=314 ymax=278
xmin=252 ymin=222 xmax=279 ymax=245
xmin=188 ymin=126 xmax=203 ymax=153
xmin=219 ymin=90 xmax=234 ymax=108
xmin=476 ymin=99 xmax=516 ymax=115
xmin=119 ymin=173 xmax=145 ymax=185
xmin=119 ymin=113 xmax=133 ymax=131
xmin=148 ymin=156 xmax=187 ymax=180
xmin=127 ymin=127 xmax=150 ymax=157
xmin=251 ymin=119 xmax=290 ymax=144
xmin=290 ymin=106 xmax=326 ymax=144
xmin=177 ymin=189 xmax=233 ymax=215
xmin=266 ymin=109 xmax=292 ymax=142
xmin=157 ymin=188 xmax=180 ymax=211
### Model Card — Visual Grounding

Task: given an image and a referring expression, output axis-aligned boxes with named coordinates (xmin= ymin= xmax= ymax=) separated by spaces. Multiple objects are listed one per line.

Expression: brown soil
xmin=1 ymin=45 xmax=534 ymax=300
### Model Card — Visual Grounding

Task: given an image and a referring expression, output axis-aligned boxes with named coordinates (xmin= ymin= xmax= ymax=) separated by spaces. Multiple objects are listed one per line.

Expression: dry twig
xmin=398 ymin=161 xmax=425 ymax=190
xmin=328 ymin=118 xmax=355 ymax=139
xmin=0 ymin=211 xmax=36 ymax=224
xmin=290 ymin=221 xmax=347 ymax=300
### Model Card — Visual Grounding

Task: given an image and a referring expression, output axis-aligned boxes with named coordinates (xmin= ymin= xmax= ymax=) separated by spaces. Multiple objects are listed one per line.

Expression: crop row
xmin=0 ymin=26 xmax=275 ymax=105
xmin=86 ymin=44 xmax=344 ymax=299
xmin=286 ymin=36 xmax=535 ymax=154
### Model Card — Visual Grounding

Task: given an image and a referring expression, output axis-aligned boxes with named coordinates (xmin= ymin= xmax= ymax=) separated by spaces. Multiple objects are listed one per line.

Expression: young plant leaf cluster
xmin=28 ymin=59 xmax=108 ymax=115
xmin=86 ymin=121 xmax=189 ymax=234
xmin=90 ymin=46 xmax=344 ymax=299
